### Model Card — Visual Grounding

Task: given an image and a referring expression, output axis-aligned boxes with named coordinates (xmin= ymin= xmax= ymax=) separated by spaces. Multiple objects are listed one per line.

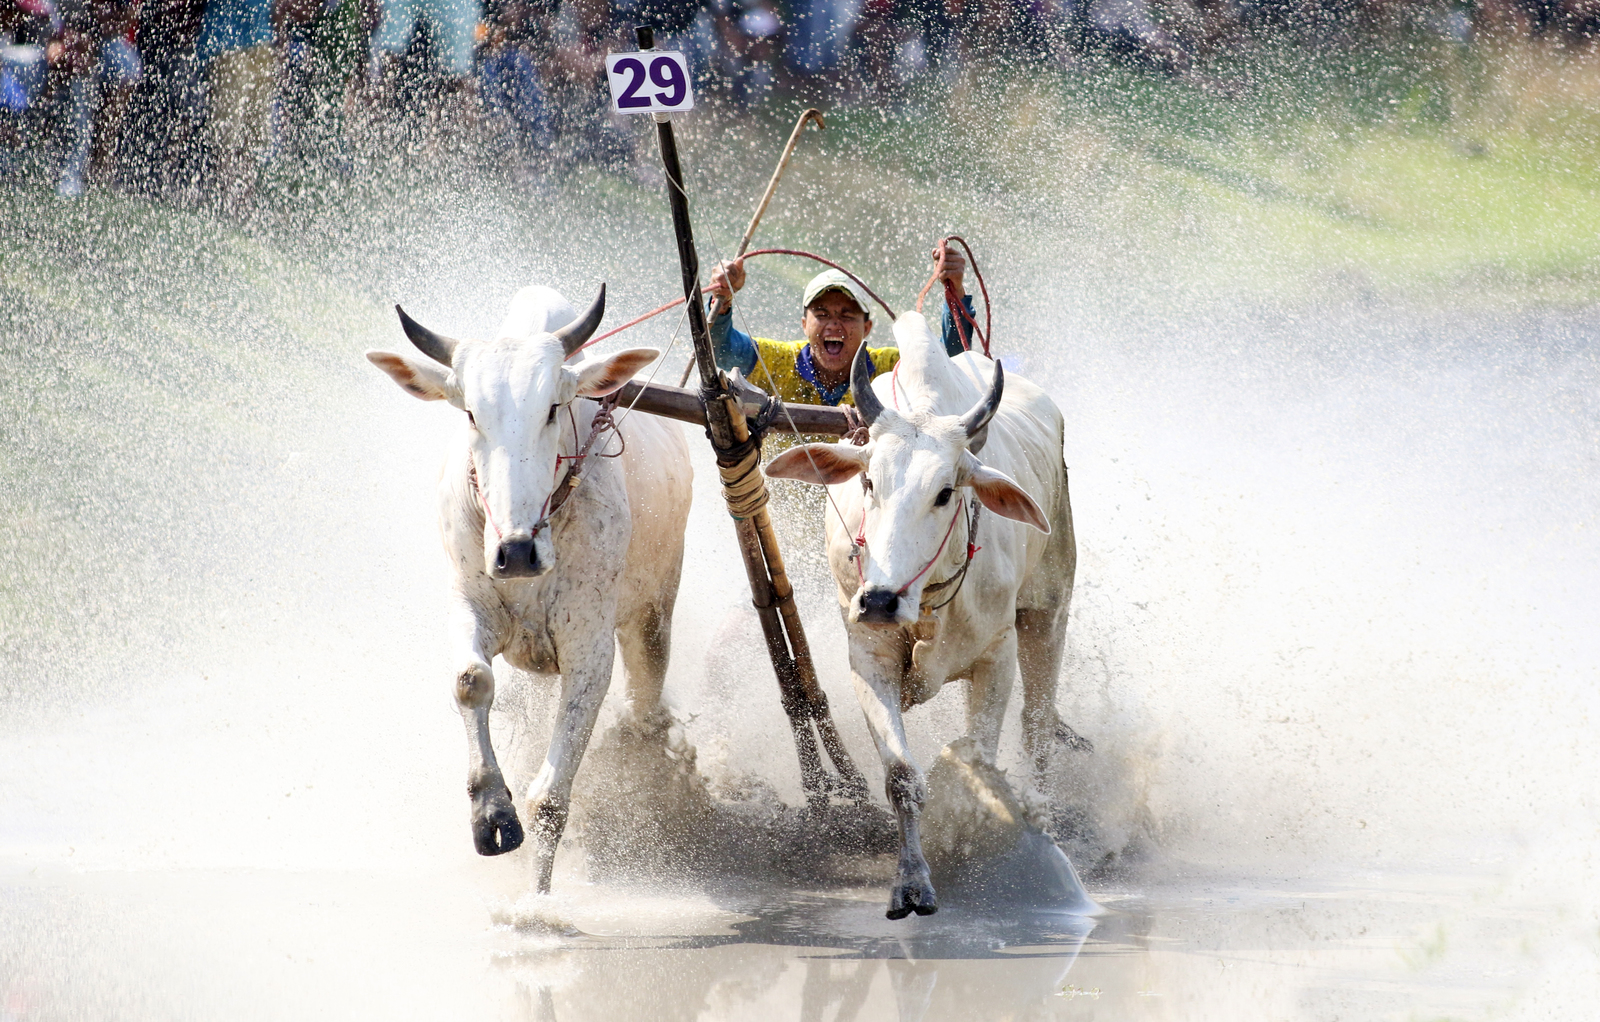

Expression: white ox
xmin=766 ymin=313 xmax=1083 ymax=919
xmin=367 ymin=285 xmax=692 ymax=892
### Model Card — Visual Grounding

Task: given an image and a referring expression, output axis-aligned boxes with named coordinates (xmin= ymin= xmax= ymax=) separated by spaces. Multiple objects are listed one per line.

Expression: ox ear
xmin=367 ymin=350 xmax=461 ymax=405
xmin=570 ymin=347 xmax=659 ymax=398
xmin=959 ymin=454 xmax=1050 ymax=534
xmin=765 ymin=443 xmax=870 ymax=486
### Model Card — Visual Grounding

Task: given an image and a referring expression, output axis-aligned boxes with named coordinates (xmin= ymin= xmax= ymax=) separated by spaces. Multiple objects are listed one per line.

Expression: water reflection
xmin=0 ymin=864 xmax=1544 ymax=1021
xmin=496 ymin=889 xmax=1100 ymax=1021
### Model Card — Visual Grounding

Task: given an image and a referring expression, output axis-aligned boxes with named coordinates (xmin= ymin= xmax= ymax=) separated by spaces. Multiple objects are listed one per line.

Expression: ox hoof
xmin=471 ymin=786 xmax=525 ymax=856
xmin=886 ymin=871 xmax=938 ymax=920
xmin=1055 ymin=722 xmax=1094 ymax=754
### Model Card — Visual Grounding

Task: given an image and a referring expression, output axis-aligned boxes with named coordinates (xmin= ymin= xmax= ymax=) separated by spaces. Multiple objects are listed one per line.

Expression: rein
xmin=916 ymin=235 xmax=992 ymax=358
xmin=573 ymin=247 xmax=903 ymax=366
xmin=469 ymin=392 xmax=624 ymax=542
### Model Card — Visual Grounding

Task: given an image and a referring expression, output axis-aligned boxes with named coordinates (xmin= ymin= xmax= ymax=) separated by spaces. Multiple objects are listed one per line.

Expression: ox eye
xmin=861 ymin=476 xmax=874 ymax=495
xmin=546 ymin=404 xmax=558 ymax=425
xmin=465 ymin=409 xmax=477 ymax=429
xmin=934 ymin=486 xmax=954 ymax=507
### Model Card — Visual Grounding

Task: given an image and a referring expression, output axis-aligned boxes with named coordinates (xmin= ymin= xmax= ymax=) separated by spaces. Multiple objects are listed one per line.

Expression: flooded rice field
xmin=3 ymin=86 xmax=1598 ymax=1019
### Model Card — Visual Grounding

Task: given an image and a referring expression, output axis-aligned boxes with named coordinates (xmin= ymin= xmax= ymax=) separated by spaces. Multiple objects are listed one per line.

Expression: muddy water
xmin=3 ymin=137 xmax=1598 ymax=1018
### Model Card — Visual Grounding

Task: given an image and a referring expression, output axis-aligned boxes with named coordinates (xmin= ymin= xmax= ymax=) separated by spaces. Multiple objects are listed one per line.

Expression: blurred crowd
xmin=1 ymin=0 xmax=1595 ymax=206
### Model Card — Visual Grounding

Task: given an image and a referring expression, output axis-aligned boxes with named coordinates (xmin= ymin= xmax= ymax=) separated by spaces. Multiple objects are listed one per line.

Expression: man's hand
xmin=931 ymin=245 xmax=966 ymax=295
xmin=708 ymin=257 xmax=746 ymax=307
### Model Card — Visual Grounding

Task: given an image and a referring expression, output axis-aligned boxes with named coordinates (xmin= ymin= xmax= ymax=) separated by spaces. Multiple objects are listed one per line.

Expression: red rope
xmin=572 ymin=296 xmax=687 ymax=355
xmin=739 ymin=248 xmax=898 ymax=320
xmin=917 ymin=235 xmax=991 ymax=358
xmin=896 ymin=501 xmax=966 ymax=596
xmin=567 ymin=246 xmax=905 ymax=354
xmin=473 ymin=458 xmax=502 ymax=541
xmin=852 ymin=499 xmax=967 ymax=597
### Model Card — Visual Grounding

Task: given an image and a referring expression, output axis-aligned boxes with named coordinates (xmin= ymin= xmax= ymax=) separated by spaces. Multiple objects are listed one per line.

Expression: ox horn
xmin=850 ymin=343 xmax=884 ymax=427
xmin=396 ymin=305 xmax=459 ymax=367
xmin=959 ymin=359 xmax=1004 ymax=445
xmin=551 ymin=284 xmax=607 ymax=357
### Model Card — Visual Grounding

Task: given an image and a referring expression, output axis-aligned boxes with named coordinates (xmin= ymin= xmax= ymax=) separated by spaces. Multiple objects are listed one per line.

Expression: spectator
xmin=49 ymin=0 xmax=140 ymax=198
xmin=542 ymin=0 xmax=633 ymax=170
xmin=1079 ymin=0 xmax=1192 ymax=76
xmin=852 ymin=0 xmax=967 ymax=98
xmin=784 ymin=0 xmax=863 ymax=81
xmin=478 ymin=0 xmax=556 ymax=178
xmin=115 ymin=0 xmax=206 ymax=197
xmin=1504 ymin=0 xmax=1600 ymax=40
xmin=706 ymin=0 xmax=781 ymax=107
xmin=275 ymin=0 xmax=378 ymax=170
xmin=196 ymin=0 xmax=277 ymax=211
xmin=370 ymin=0 xmax=482 ymax=139
xmin=1 ymin=0 xmax=56 ymax=176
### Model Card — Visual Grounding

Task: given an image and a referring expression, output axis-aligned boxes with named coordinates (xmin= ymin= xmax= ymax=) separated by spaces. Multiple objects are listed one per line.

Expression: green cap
xmin=802 ymin=269 xmax=872 ymax=319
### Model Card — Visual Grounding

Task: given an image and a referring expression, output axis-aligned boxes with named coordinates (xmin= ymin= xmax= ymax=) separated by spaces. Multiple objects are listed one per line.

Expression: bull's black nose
xmin=858 ymin=587 xmax=899 ymax=623
xmin=492 ymin=536 xmax=541 ymax=578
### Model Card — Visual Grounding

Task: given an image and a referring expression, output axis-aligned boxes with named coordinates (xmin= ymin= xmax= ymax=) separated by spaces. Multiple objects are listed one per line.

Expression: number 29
xmin=613 ymin=55 xmax=689 ymax=110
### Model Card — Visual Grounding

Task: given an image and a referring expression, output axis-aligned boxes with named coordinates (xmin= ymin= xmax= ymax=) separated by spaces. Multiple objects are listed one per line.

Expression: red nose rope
xmin=469 ymin=393 xmax=624 ymax=544
xmin=852 ymin=493 xmax=983 ymax=611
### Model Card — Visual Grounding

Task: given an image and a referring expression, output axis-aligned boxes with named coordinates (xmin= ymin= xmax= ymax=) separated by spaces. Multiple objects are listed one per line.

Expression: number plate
xmin=605 ymin=51 xmax=695 ymax=114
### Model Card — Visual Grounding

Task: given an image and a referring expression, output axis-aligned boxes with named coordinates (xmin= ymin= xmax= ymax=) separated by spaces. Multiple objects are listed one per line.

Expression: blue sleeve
xmin=940 ymin=294 xmax=978 ymax=357
xmin=708 ymin=302 xmax=758 ymax=376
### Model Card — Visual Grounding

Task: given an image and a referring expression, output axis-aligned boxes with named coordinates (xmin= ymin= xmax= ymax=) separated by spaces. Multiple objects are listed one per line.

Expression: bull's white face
xmin=456 ymin=337 xmax=598 ymax=579
xmin=767 ymin=405 xmax=1050 ymax=628
xmin=368 ymin=319 xmax=656 ymax=580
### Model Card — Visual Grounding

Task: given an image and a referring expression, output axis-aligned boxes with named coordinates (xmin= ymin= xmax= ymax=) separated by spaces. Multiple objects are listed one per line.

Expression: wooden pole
xmin=639 ymin=26 xmax=866 ymax=810
xmin=599 ymin=378 xmax=851 ymax=436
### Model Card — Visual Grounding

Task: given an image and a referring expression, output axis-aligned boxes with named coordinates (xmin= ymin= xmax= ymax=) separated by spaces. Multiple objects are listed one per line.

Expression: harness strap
xmin=469 ymin=393 xmax=623 ymax=542
xmin=919 ymin=499 xmax=982 ymax=612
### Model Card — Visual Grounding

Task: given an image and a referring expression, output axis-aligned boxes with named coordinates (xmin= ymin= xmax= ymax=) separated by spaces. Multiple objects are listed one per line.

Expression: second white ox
xmin=367 ymin=285 xmax=692 ymax=892
xmin=765 ymin=312 xmax=1084 ymax=919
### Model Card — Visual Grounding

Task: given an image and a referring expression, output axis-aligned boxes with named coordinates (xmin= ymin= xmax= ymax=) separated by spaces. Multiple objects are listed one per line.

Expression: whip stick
xmin=638 ymin=26 xmax=867 ymax=810
xmin=737 ymin=108 xmax=825 ymax=257
xmin=681 ymin=107 xmax=826 ymax=387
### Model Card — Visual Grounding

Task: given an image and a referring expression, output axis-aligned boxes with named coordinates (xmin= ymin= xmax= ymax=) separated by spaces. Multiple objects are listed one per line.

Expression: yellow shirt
xmin=745 ymin=338 xmax=900 ymax=408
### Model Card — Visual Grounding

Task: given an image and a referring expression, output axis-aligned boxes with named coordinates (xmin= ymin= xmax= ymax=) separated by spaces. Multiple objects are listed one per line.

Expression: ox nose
xmin=857 ymin=587 xmax=900 ymax=624
xmin=492 ymin=535 xmax=545 ymax=578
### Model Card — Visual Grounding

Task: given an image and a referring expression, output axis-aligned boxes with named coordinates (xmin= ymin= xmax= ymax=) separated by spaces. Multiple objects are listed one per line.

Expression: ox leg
xmin=616 ymin=601 xmax=672 ymax=730
xmin=450 ymin=606 xmax=524 ymax=856
xmin=1016 ymin=606 xmax=1092 ymax=781
xmin=850 ymin=642 xmax=937 ymax=919
xmin=966 ymin=629 xmax=1018 ymax=765
xmin=524 ymin=628 xmax=614 ymax=893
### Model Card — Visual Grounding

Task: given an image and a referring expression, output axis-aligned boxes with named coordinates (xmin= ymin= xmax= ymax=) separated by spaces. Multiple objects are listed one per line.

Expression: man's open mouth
xmin=822 ymin=339 xmax=845 ymax=357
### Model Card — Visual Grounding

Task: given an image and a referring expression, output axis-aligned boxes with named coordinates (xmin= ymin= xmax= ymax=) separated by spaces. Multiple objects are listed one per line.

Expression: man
xmin=197 ymin=0 xmax=276 ymax=211
xmin=706 ymin=246 xmax=976 ymax=407
xmin=49 ymin=0 xmax=139 ymax=197
xmin=478 ymin=0 xmax=557 ymax=180
xmin=275 ymin=0 xmax=377 ymax=169
xmin=114 ymin=0 xmax=207 ymax=198
xmin=370 ymin=0 xmax=482 ymax=136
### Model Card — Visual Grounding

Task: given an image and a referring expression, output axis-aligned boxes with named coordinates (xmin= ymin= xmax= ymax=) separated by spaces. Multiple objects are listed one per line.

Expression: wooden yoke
xmin=637 ymin=26 xmax=867 ymax=811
